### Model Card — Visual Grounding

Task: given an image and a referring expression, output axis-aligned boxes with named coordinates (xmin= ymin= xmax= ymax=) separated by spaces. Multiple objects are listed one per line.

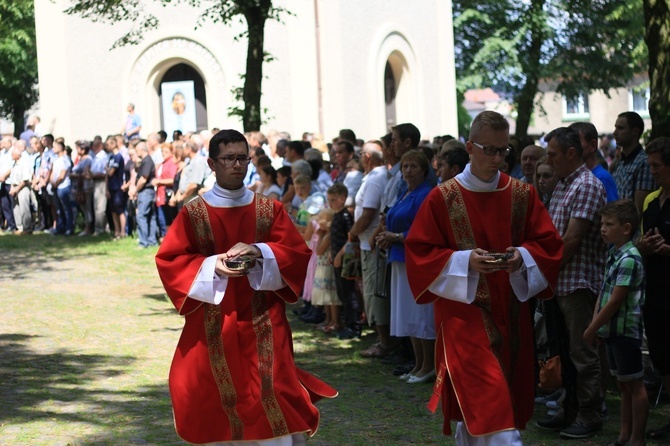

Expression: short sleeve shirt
xmin=136 ymin=156 xmax=155 ymax=191
xmin=591 ymin=164 xmax=619 ymax=203
xmin=107 ymin=152 xmax=125 ymax=191
xmin=548 ymin=164 xmax=607 ymax=296
xmin=354 ymin=166 xmax=389 ymax=250
xmin=597 ymin=241 xmax=645 ymax=339
xmin=330 ymin=208 xmax=354 ymax=258
xmin=612 ymin=144 xmax=655 ymax=200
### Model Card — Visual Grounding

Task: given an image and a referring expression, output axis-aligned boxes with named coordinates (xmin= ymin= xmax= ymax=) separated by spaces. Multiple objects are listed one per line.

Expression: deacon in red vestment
xmin=155 ymin=129 xmax=336 ymax=445
xmin=405 ymin=111 xmax=562 ymax=446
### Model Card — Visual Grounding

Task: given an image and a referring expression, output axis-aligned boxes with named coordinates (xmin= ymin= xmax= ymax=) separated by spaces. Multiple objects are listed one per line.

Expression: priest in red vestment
xmin=405 ymin=111 xmax=563 ymax=446
xmin=155 ymin=129 xmax=337 ymax=445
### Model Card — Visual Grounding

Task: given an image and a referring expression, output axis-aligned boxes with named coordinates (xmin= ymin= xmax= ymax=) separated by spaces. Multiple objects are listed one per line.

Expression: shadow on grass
xmin=0 ymin=333 xmax=178 ymax=445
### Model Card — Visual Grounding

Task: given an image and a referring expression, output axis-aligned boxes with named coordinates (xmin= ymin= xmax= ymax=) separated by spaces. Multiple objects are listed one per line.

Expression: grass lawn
xmin=1 ymin=233 xmax=668 ymax=445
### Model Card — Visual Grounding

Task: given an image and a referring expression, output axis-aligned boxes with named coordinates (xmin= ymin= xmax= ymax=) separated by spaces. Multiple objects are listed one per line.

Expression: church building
xmin=34 ymin=0 xmax=457 ymax=142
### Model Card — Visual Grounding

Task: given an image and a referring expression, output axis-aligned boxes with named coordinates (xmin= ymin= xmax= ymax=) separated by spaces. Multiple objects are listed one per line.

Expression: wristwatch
xmin=395 ymin=233 xmax=400 ymax=241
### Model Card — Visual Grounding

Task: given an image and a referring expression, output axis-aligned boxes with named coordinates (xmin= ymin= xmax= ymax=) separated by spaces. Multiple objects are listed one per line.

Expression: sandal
xmin=605 ymin=441 xmax=625 ymax=446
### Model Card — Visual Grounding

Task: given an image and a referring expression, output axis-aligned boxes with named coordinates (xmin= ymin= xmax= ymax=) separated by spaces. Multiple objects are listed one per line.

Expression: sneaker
xmin=535 ymin=416 xmax=566 ymax=432
xmin=336 ymin=327 xmax=360 ymax=340
xmin=559 ymin=421 xmax=602 ymax=439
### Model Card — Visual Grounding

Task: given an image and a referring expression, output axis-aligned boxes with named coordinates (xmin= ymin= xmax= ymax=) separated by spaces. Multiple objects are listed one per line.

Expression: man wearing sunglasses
xmin=405 ymin=111 xmax=563 ymax=446
xmin=156 ymin=129 xmax=336 ymax=445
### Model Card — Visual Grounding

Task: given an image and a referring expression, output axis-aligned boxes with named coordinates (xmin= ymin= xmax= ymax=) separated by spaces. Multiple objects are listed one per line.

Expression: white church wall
xmin=34 ymin=0 xmax=457 ymax=143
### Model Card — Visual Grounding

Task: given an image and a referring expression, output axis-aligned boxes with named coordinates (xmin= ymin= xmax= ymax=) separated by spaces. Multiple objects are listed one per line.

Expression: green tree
xmin=453 ymin=0 xmax=647 ymax=139
xmin=0 ymin=0 xmax=39 ymax=137
xmin=66 ymin=0 xmax=289 ymax=132
xmin=643 ymin=0 xmax=670 ymax=139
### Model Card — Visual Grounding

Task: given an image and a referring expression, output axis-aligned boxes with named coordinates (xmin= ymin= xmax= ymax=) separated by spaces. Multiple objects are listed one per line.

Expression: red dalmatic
xmin=405 ymin=175 xmax=562 ymax=436
xmin=156 ymin=194 xmax=337 ymax=444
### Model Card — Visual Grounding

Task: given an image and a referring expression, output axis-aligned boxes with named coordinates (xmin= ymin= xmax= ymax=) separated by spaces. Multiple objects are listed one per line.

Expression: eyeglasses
xmin=213 ymin=156 xmax=252 ymax=166
xmin=470 ymin=141 xmax=511 ymax=157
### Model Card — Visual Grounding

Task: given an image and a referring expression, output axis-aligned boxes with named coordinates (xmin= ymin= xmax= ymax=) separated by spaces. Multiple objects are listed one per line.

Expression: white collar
xmin=455 ymin=164 xmax=500 ymax=192
xmin=202 ymin=183 xmax=254 ymax=207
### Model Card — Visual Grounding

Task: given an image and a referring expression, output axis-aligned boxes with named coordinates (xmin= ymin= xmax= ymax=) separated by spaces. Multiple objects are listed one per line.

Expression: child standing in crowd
xmin=311 ymin=208 xmax=340 ymax=333
xmin=328 ymin=183 xmax=359 ymax=340
xmin=583 ymin=199 xmax=647 ymax=446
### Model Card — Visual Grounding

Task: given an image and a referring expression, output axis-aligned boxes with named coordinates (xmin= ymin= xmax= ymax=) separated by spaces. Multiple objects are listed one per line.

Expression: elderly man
xmin=174 ymin=141 xmax=209 ymax=207
xmin=155 ymin=129 xmax=336 ymax=445
xmin=349 ymin=140 xmax=391 ymax=357
xmin=405 ymin=111 xmax=562 ymax=446
xmin=520 ymin=144 xmax=545 ymax=183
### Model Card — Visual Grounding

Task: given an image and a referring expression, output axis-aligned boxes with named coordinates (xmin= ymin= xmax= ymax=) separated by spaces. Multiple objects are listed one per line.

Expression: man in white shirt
xmin=348 ymin=141 xmax=392 ymax=358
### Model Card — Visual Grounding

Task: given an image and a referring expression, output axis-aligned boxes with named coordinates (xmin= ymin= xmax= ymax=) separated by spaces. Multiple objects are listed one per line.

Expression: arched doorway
xmin=157 ymin=63 xmax=208 ymax=136
xmin=384 ymin=51 xmax=410 ymax=132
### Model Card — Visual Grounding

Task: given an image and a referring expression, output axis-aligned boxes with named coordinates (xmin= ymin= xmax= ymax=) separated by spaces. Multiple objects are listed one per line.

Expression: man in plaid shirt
xmin=612 ymin=111 xmax=655 ymax=213
xmin=537 ymin=127 xmax=608 ymax=439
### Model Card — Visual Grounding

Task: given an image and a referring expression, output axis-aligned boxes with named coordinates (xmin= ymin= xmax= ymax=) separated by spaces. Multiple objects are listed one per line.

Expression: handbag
xmin=341 ymin=242 xmax=362 ymax=280
xmin=374 ymin=248 xmax=391 ymax=299
xmin=538 ymin=355 xmax=562 ymax=389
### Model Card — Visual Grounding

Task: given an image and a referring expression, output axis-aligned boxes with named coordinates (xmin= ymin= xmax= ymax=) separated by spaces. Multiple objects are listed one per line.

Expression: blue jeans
xmin=56 ymin=185 xmax=73 ymax=234
xmin=136 ymin=188 xmax=157 ymax=246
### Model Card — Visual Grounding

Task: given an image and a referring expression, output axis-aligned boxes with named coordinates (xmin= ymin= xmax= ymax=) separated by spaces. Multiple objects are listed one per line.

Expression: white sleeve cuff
xmin=247 ymin=243 xmax=286 ymax=291
xmin=187 ymin=255 xmax=228 ymax=304
xmin=509 ymin=247 xmax=549 ymax=302
xmin=427 ymin=250 xmax=478 ymax=304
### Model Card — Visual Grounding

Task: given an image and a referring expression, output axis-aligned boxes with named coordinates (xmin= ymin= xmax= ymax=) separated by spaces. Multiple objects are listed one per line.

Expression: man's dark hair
xmin=446 ymin=147 xmax=469 ymax=172
xmin=277 ymin=166 xmax=291 ymax=178
xmin=598 ymin=199 xmax=639 ymax=230
xmin=157 ymin=130 xmax=168 ymax=143
xmin=337 ymin=140 xmax=354 ymax=155
xmin=253 ymin=147 xmax=266 ymax=157
xmin=392 ymin=123 xmax=421 ymax=148
xmin=544 ymin=127 xmax=583 ymax=157
xmin=173 ymin=130 xmax=183 ymax=141
xmin=209 ymin=129 xmax=248 ymax=159
xmin=618 ymin=111 xmax=644 ymax=136
xmin=43 ymin=134 xmax=54 ymax=144
xmin=646 ymin=136 xmax=670 ymax=166
xmin=339 ymin=129 xmax=356 ymax=144
xmin=568 ymin=122 xmax=598 ymax=142
xmin=381 ymin=132 xmax=392 ymax=151
xmin=288 ymin=140 xmax=305 ymax=157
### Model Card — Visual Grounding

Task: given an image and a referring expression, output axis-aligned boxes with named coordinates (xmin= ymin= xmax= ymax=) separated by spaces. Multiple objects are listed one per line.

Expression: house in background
xmin=463 ymin=75 xmax=651 ymax=141
xmin=533 ymin=75 xmax=651 ymax=137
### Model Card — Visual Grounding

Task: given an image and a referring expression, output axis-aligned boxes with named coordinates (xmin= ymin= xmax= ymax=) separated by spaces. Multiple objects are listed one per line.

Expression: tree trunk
xmin=514 ymin=0 xmax=546 ymax=140
xmin=12 ymin=105 xmax=26 ymax=139
xmin=242 ymin=2 xmax=269 ymax=132
xmin=644 ymin=0 xmax=670 ymax=139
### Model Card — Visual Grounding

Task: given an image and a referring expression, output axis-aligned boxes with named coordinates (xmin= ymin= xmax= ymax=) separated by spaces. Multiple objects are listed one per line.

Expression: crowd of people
xmin=3 ymin=109 xmax=670 ymax=446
